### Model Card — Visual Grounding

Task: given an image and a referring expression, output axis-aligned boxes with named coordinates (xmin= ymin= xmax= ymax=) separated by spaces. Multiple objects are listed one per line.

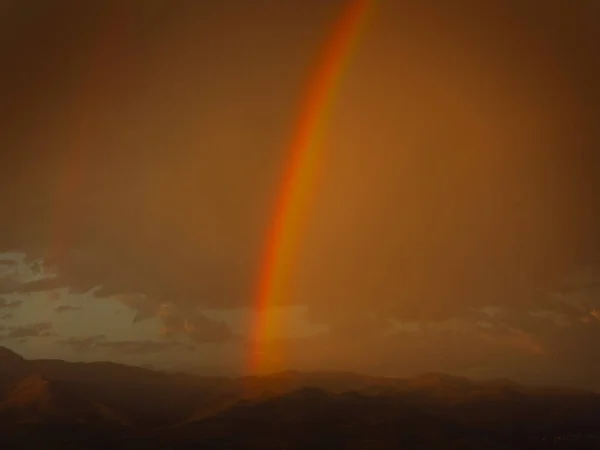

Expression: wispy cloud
xmin=0 ymin=252 xmax=58 ymax=295
xmin=106 ymin=295 xmax=236 ymax=344
xmin=56 ymin=335 xmax=106 ymax=352
xmin=54 ymin=304 xmax=82 ymax=313
xmin=0 ymin=322 xmax=54 ymax=340
xmin=156 ymin=302 xmax=234 ymax=343
xmin=98 ymin=339 xmax=196 ymax=354
xmin=0 ymin=297 xmax=22 ymax=310
xmin=57 ymin=335 xmax=196 ymax=354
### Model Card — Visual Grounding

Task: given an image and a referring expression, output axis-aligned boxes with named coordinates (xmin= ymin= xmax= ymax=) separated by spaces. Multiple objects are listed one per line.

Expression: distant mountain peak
xmin=287 ymin=386 xmax=330 ymax=400
xmin=0 ymin=346 xmax=25 ymax=365
xmin=411 ymin=372 xmax=475 ymax=387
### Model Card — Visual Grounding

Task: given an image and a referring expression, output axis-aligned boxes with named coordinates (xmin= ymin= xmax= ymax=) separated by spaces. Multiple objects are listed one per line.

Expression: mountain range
xmin=1 ymin=346 xmax=599 ymax=449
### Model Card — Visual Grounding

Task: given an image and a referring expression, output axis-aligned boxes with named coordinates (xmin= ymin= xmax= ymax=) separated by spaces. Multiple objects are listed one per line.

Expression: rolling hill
xmin=1 ymin=346 xmax=599 ymax=449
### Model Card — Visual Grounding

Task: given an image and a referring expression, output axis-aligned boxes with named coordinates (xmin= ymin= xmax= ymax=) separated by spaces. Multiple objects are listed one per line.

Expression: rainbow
xmin=248 ymin=0 xmax=375 ymax=375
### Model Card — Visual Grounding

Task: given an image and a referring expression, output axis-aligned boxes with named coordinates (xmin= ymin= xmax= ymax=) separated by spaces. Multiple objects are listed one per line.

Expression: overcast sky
xmin=1 ymin=0 xmax=600 ymax=388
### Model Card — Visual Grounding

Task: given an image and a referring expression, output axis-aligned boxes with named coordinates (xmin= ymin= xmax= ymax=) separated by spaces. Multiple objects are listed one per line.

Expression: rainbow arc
xmin=249 ymin=0 xmax=375 ymax=375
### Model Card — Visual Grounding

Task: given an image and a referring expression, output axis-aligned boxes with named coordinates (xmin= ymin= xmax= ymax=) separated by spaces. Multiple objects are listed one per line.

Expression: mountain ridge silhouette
xmin=1 ymin=346 xmax=600 ymax=449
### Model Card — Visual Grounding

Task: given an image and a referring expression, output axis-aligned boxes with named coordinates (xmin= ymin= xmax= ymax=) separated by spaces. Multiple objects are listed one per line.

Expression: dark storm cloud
xmin=58 ymin=334 xmax=196 ymax=354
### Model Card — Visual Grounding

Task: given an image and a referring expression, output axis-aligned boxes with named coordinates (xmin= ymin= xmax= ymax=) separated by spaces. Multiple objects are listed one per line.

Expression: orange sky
xmin=1 ymin=0 xmax=600 ymax=389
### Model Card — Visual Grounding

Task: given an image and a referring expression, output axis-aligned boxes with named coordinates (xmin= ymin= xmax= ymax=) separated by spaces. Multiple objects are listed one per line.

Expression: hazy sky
xmin=1 ymin=0 xmax=600 ymax=388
